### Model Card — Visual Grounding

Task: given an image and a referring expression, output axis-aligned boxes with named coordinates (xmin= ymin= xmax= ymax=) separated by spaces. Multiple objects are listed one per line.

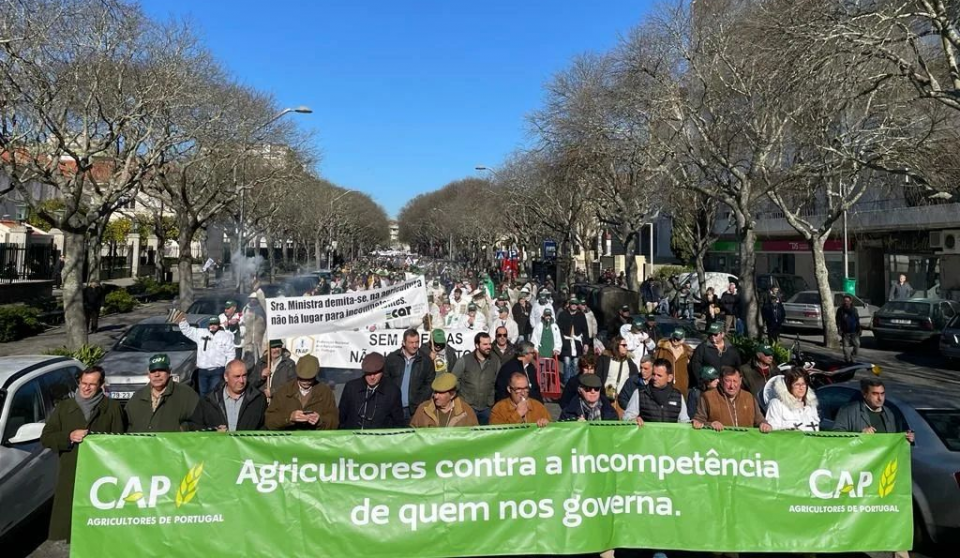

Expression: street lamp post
xmin=236 ymin=105 xmax=311 ymax=277
xmin=327 ymin=189 xmax=356 ymax=269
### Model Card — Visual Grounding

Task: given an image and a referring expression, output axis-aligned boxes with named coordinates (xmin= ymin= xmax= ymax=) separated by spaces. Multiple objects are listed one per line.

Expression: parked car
xmin=675 ymin=272 xmax=739 ymax=297
xmin=0 ymin=356 xmax=84 ymax=538
xmin=872 ymin=298 xmax=960 ymax=345
xmin=756 ymin=273 xmax=809 ymax=299
xmin=816 ymin=383 xmax=960 ymax=547
xmin=782 ymin=291 xmax=877 ymax=331
xmin=186 ymin=294 xmax=238 ymax=316
xmin=97 ymin=315 xmax=206 ymax=401
xmin=940 ymin=315 xmax=960 ymax=363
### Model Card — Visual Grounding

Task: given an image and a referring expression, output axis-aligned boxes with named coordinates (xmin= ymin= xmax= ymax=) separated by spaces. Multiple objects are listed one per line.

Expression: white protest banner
xmin=283 ymin=328 xmax=474 ymax=369
xmin=266 ymin=276 xmax=429 ymax=338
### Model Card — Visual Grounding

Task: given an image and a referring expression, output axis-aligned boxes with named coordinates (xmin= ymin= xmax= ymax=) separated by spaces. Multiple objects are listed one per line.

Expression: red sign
xmin=761 ymin=239 xmax=850 ymax=252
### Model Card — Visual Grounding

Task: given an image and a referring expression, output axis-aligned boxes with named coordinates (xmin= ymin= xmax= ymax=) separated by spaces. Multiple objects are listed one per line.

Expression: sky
xmin=141 ymin=1 xmax=656 ymax=217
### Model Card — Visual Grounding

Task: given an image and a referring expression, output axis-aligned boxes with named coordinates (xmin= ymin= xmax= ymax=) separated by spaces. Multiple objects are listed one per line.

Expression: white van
xmin=676 ymin=272 xmax=739 ymax=296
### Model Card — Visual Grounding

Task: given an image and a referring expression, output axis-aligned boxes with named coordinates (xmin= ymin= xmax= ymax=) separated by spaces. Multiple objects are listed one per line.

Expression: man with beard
xmin=41 ymin=366 xmax=124 ymax=542
xmin=339 ymin=352 xmax=404 ymax=429
xmin=451 ymin=332 xmax=501 ymax=425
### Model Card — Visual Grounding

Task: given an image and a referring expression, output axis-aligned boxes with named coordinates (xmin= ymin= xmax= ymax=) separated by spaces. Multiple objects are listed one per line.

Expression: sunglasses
xmin=434 ymin=343 xmax=446 ymax=350
xmin=581 ymin=386 xmax=601 ymax=393
xmin=496 ymin=334 xmax=507 ymax=338
xmin=619 ymin=343 xmax=628 ymax=347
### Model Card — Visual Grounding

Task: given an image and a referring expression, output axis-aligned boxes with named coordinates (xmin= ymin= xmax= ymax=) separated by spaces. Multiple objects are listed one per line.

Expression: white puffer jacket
xmin=764 ymin=377 xmax=820 ymax=431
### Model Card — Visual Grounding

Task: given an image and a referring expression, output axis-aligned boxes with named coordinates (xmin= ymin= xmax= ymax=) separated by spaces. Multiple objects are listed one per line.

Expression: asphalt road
xmin=3 ymin=317 xmax=953 ymax=557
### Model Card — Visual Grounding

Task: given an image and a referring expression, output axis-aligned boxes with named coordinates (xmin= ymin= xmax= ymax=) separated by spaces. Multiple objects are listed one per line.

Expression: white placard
xmin=284 ymin=328 xmax=475 ymax=369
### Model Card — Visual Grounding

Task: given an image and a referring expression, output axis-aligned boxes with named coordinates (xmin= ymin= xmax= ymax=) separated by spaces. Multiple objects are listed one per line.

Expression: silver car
xmin=0 ymin=356 xmax=84 ymax=537
xmin=97 ymin=315 xmax=207 ymax=401
xmin=782 ymin=291 xmax=877 ymax=331
xmin=817 ymin=383 xmax=960 ymax=547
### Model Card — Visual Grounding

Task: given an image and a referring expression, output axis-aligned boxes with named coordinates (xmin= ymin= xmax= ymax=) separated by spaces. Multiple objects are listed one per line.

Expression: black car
xmin=872 ymin=298 xmax=960 ymax=345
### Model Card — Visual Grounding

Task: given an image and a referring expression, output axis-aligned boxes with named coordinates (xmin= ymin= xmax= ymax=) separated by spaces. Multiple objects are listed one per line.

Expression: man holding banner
xmin=410 ymin=373 xmax=479 ymax=427
xmin=385 ymin=329 xmax=435 ymax=417
xmin=339 ymin=352 xmax=404 ymax=429
xmin=452 ymin=332 xmax=501 ymax=425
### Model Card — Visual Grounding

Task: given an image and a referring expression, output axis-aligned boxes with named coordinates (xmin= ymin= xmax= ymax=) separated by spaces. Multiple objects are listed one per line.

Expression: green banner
xmin=71 ymin=423 xmax=911 ymax=556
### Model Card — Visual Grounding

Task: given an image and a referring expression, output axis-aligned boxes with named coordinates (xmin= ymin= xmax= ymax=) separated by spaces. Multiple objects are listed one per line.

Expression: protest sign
xmin=266 ymin=276 xmax=428 ymax=338
xmin=284 ymin=328 xmax=473 ymax=369
xmin=71 ymin=423 xmax=911 ymax=556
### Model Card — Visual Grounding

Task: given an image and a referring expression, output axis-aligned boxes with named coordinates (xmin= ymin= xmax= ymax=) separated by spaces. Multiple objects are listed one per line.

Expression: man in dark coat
xmin=82 ymin=281 xmax=103 ymax=333
xmin=556 ymin=298 xmax=590 ymax=383
xmin=558 ymin=373 xmax=618 ymax=421
xmin=125 ymin=353 xmax=199 ymax=433
xmin=719 ymin=281 xmax=741 ymax=333
xmin=606 ymin=305 xmax=632 ymax=338
xmin=512 ymin=289 xmax=533 ymax=341
xmin=690 ymin=323 xmax=742 ymax=386
xmin=339 ymin=352 xmax=405 ymax=429
xmin=253 ymin=339 xmax=297 ymax=398
xmin=833 ymin=378 xmax=914 ymax=442
xmin=385 ymin=329 xmax=437 ymax=417
xmin=761 ymin=286 xmax=786 ymax=342
xmin=41 ymin=366 xmax=125 ymax=541
xmin=835 ymin=294 xmax=862 ymax=362
xmin=494 ymin=341 xmax=543 ymax=402
xmin=189 ymin=360 xmax=267 ymax=431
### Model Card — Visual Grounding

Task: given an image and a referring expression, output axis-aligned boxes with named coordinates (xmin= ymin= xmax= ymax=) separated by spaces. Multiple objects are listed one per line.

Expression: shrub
xmin=126 ymin=277 xmax=178 ymax=300
xmin=0 ymin=305 xmax=45 ymax=342
xmin=653 ymin=265 xmax=693 ymax=284
xmin=45 ymin=344 xmax=106 ymax=367
xmin=727 ymin=333 xmax=792 ymax=365
xmin=103 ymin=290 xmax=137 ymax=314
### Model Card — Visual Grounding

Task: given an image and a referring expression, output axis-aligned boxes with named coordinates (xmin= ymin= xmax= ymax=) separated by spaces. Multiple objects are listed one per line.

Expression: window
xmin=917 ymin=410 xmax=960 ymax=452
xmin=3 ymin=379 xmax=45 ymax=442
xmin=941 ymin=302 xmax=956 ymax=320
xmin=40 ymin=367 xmax=80 ymax=413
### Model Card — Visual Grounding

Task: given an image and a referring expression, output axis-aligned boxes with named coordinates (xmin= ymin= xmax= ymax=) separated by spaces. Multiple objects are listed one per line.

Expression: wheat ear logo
xmin=878 ymin=459 xmax=897 ymax=498
xmin=175 ymin=463 xmax=204 ymax=508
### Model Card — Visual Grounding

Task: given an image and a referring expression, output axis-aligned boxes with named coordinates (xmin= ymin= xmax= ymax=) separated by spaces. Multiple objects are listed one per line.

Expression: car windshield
xmin=115 ymin=324 xmax=195 ymax=352
xmin=917 ymin=410 xmax=960 ymax=452
xmin=187 ymin=299 xmax=224 ymax=315
xmin=790 ymin=292 xmax=820 ymax=304
xmin=881 ymin=301 xmax=930 ymax=316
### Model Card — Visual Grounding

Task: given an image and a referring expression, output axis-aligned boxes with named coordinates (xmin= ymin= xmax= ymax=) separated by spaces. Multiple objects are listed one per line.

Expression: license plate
xmin=890 ymin=319 xmax=912 ymax=325
xmin=785 ymin=320 xmax=803 ymax=325
xmin=109 ymin=391 xmax=133 ymax=399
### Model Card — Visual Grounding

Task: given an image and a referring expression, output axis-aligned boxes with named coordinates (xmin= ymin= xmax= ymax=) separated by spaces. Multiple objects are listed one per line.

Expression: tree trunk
xmin=62 ymin=230 xmax=88 ymax=349
xmin=623 ymin=231 xmax=639 ymax=292
xmin=694 ymin=248 xmax=708 ymax=299
xmin=740 ymin=224 xmax=761 ymax=338
xmin=86 ymin=241 xmax=102 ymax=282
xmin=810 ymin=236 xmax=841 ymax=349
xmin=266 ymin=231 xmax=276 ymax=282
xmin=314 ymin=237 xmax=322 ymax=270
xmin=177 ymin=227 xmax=196 ymax=311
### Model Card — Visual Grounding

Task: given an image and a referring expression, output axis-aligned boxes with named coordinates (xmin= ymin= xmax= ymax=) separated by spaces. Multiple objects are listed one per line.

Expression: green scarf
xmin=539 ymin=321 xmax=555 ymax=355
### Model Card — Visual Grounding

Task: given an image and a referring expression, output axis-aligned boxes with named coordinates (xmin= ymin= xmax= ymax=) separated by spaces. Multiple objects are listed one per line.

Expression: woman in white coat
xmin=765 ymin=367 xmax=820 ymax=431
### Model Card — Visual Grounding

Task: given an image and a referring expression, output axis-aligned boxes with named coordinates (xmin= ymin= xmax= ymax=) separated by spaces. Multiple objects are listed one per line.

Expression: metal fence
xmin=0 ymin=242 xmax=56 ymax=283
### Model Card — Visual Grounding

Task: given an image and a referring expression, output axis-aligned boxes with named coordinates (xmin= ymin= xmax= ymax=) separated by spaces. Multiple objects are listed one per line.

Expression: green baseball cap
xmin=467 ymin=303 xmax=477 ymax=311
xmin=646 ymin=313 xmax=657 ymax=321
xmin=498 ymin=293 xmax=509 ymax=301
xmin=701 ymin=366 xmax=719 ymax=381
xmin=758 ymin=344 xmax=774 ymax=356
xmin=432 ymin=329 xmax=446 ymax=344
xmin=632 ymin=316 xmax=645 ymax=328
xmin=224 ymin=300 xmax=237 ymax=309
xmin=269 ymin=339 xmax=283 ymax=349
xmin=707 ymin=323 xmax=723 ymax=335
xmin=670 ymin=328 xmax=685 ymax=340
xmin=148 ymin=353 xmax=171 ymax=372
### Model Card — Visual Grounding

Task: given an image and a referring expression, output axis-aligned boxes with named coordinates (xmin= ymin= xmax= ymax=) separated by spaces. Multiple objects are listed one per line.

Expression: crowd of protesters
xmin=40 ymin=259 xmax=914 ymax=558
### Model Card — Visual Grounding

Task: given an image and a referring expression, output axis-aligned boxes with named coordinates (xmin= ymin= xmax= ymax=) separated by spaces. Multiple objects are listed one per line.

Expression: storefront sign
xmin=762 ymin=239 xmax=851 ymax=252
xmin=71 ymin=424 xmax=911 ymax=556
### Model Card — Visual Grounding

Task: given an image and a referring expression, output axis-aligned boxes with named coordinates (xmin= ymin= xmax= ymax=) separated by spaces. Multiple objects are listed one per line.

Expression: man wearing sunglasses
xmin=559 ymin=373 xmax=618 ymax=421
xmin=690 ymin=322 xmax=742 ymax=388
xmin=419 ymin=328 xmax=459 ymax=375
xmin=491 ymin=325 xmax=517 ymax=364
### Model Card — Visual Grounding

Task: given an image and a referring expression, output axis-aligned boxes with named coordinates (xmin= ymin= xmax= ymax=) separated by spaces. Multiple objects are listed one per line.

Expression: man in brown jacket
xmin=692 ymin=366 xmax=772 ymax=433
xmin=265 ymin=355 xmax=338 ymax=430
xmin=410 ymin=373 xmax=479 ymax=428
xmin=489 ymin=372 xmax=551 ymax=427
xmin=654 ymin=329 xmax=694 ymax=396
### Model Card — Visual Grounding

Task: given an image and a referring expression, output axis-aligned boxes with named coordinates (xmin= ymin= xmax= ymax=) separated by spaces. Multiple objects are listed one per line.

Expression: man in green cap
xmin=531 ymin=307 xmax=561 ymax=359
xmin=687 ymin=366 xmax=720 ymax=422
xmin=644 ymin=313 xmax=662 ymax=344
xmin=740 ymin=343 xmax=780 ymax=399
xmin=219 ymin=300 xmax=244 ymax=358
xmin=410 ymin=373 xmax=479 ymax=427
xmin=419 ymin=328 xmax=458 ymax=376
xmin=125 ymin=353 xmax=200 ymax=432
xmin=690 ymin=322 xmax=742 ymax=388
xmin=176 ymin=312 xmax=233 ymax=398
xmin=265 ymin=355 xmax=338 ymax=430
xmin=254 ymin=339 xmax=297 ymax=399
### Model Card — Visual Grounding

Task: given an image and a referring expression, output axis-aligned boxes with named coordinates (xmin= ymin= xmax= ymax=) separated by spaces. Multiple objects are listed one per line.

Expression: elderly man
xmin=623 ymin=358 xmax=690 ymax=425
xmin=176 ymin=312 xmax=234 ymax=397
xmin=254 ymin=339 xmax=297 ymax=398
xmin=494 ymin=341 xmax=543 ymax=402
xmin=740 ymin=343 xmax=780 ymax=398
xmin=339 ymin=352 xmax=405 ymax=430
xmin=265 ymin=355 xmax=338 ymax=430
xmin=410 ymin=373 xmax=479 ymax=427
xmin=452 ymin=332 xmax=501 ymax=425
xmin=125 ymin=353 xmax=200 ymax=432
xmin=693 ymin=367 xmax=772 ymax=432
xmin=41 ymin=366 xmax=124 ymax=542
xmin=190 ymin=359 xmax=267 ymax=431
xmin=559 ymin=373 xmax=618 ymax=421
xmin=490 ymin=372 xmax=551 ymax=426
xmin=386 ymin=329 xmax=435 ymax=417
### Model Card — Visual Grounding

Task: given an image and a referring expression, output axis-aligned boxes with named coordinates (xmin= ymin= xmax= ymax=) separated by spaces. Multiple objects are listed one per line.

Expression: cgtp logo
xmin=90 ymin=463 xmax=204 ymax=511
xmin=808 ymin=459 xmax=898 ymax=500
